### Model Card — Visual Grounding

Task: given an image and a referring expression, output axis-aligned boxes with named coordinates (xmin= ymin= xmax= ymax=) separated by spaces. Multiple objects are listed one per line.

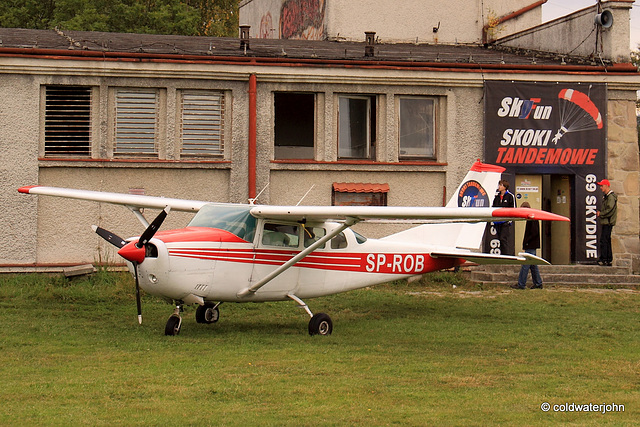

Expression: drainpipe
xmin=248 ymin=73 xmax=257 ymax=199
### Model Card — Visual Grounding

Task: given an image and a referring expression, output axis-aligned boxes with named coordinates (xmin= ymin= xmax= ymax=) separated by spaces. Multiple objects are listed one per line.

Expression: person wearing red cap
xmin=596 ymin=178 xmax=617 ymax=266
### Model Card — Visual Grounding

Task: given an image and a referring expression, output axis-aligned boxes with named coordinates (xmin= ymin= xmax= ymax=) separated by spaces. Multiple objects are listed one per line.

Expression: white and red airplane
xmin=19 ymin=161 xmax=568 ymax=336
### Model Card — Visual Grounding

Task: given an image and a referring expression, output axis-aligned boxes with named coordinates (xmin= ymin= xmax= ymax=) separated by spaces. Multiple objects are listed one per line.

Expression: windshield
xmin=188 ymin=204 xmax=257 ymax=242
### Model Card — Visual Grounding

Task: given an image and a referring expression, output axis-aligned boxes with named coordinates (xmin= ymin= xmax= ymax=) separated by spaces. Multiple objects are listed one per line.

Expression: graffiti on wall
xmin=259 ymin=12 xmax=273 ymax=38
xmin=280 ymin=0 xmax=326 ymax=40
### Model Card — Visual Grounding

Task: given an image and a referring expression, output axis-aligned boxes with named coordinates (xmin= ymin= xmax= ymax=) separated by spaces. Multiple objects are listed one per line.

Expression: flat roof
xmin=0 ymin=27 xmax=632 ymax=73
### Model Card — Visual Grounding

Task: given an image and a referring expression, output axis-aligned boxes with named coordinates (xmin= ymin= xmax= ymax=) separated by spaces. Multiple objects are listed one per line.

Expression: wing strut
xmin=237 ymin=217 xmax=359 ymax=298
xmin=127 ymin=206 xmax=150 ymax=228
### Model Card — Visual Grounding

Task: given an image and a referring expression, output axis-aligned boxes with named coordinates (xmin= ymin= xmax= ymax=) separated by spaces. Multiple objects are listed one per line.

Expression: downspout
xmin=248 ymin=73 xmax=257 ymax=199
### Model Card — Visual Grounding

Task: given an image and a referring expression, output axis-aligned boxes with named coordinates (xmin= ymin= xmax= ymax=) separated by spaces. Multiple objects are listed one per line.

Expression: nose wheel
xmin=165 ymin=305 xmax=183 ymax=336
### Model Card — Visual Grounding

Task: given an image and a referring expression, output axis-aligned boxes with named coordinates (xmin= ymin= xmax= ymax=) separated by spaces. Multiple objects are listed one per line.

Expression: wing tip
xmin=18 ymin=185 xmax=40 ymax=194
xmin=492 ymin=208 xmax=570 ymax=222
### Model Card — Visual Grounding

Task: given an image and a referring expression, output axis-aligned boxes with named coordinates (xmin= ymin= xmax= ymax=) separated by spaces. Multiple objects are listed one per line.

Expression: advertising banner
xmin=484 ymin=81 xmax=607 ymax=263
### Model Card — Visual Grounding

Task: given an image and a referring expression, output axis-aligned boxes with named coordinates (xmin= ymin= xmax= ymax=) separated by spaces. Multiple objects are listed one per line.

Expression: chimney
xmin=365 ymin=31 xmax=376 ymax=57
xmin=240 ymin=25 xmax=250 ymax=50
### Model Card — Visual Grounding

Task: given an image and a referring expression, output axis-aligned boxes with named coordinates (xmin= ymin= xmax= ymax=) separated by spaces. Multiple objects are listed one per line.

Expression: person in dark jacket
xmin=492 ymin=179 xmax=516 ymax=255
xmin=512 ymin=201 xmax=542 ymax=289
xmin=597 ymin=178 xmax=617 ymax=266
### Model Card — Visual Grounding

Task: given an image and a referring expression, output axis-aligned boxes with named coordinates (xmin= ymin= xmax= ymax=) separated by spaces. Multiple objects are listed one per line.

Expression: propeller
xmin=92 ymin=226 xmax=127 ymax=248
xmin=92 ymin=206 xmax=171 ymax=325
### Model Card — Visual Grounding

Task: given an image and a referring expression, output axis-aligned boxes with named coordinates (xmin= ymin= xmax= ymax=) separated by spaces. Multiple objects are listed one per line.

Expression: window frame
xmin=113 ymin=88 xmax=159 ymax=157
xmin=43 ymin=85 xmax=92 ymax=158
xmin=398 ymin=96 xmax=437 ymax=160
xmin=337 ymin=94 xmax=376 ymax=160
xmin=274 ymin=92 xmax=316 ymax=160
xmin=179 ymin=89 xmax=226 ymax=158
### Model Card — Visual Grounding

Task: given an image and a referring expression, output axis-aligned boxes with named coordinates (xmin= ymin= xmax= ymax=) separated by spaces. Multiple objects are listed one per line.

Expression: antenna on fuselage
xmin=296 ymin=185 xmax=315 ymax=206
xmin=248 ymin=183 xmax=269 ymax=205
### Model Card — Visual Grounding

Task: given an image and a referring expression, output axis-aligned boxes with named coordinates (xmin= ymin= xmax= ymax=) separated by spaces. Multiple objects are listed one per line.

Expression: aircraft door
xmin=514 ymin=175 xmax=542 ymax=254
xmin=251 ymin=221 xmax=301 ymax=296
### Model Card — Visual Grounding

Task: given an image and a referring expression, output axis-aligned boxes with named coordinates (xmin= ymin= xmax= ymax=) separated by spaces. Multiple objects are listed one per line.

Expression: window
xmin=338 ymin=95 xmax=376 ymax=159
xmin=180 ymin=90 xmax=225 ymax=157
xmin=303 ymin=226 xmax=326 ymax=248
xmin=331 ymin=233 xmax=347 ymax=249
xmin=262 ymin=223 xmax=299 ymax=248
xmin=274 ymin=92 xmax=315 ymax=159
xmin=399 ymin=97 xmax=435 ymax=159
xmin=332 ymin=182 xmax=389 ymax=206
xmin=44 ymin=86 xmax=91 ymax=157
xmin=114 ymin=88 xmax=158 ymax=156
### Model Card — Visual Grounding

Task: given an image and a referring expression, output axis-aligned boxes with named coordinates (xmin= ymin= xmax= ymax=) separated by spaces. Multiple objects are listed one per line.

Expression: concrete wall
xmin=496 ymin=1 xmax=633 ymax=62
xmin=239 ymin=0 xmax=541 ymax=43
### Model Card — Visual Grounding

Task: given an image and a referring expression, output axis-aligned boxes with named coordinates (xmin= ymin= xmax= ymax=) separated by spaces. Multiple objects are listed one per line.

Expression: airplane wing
xmin=250 ymin=205 xmax=569 ymax=223
xmin=18 ymin=186 xmax=210 ymax=212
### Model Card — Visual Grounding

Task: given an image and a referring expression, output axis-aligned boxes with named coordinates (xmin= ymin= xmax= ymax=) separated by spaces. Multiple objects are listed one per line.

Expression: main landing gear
xmin=288 ymin=294 xmax=333 ymax=336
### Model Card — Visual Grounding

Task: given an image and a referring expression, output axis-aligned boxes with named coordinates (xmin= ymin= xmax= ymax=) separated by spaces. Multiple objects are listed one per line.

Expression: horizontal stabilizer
xmin=431 ymin=250 xmax=550 ymax=265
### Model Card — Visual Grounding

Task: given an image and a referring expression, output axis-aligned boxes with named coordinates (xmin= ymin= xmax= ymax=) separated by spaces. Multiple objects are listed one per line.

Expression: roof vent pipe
xmin=240 ymin=25 xmax=250 ymax=50
xmin=365 ymin=31 xmax=375 ymax=57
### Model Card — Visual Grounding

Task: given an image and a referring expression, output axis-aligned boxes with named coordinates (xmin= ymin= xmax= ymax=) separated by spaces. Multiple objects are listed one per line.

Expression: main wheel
xmin=308 ymin=313 xmax=333 ymax=336
xmin=196 ymin=304 xmax=219 ymax=324
xmin=165 ymin=315 xmax=181 ymax=336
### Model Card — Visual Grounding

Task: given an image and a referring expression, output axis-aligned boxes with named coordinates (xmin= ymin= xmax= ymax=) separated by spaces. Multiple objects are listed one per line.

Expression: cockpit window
xmin=187 ymin=204 xmax=257 ymax=241
xmin=353 ymin=231 xmax=367 ymax=244
xmin=262 ymin=223 xmax=299 ymax=247
xmin=331 ymin=232 xmax=348 ymax=249
xmin=303 ymin=226 xmax=326 ymax=248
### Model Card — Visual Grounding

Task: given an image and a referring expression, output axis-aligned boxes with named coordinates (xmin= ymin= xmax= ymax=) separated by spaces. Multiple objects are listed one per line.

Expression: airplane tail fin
xmin=383 ymin=160 xmax=503 ymax=249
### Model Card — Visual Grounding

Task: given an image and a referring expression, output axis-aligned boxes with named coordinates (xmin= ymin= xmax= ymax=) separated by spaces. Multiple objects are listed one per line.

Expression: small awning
xmin=332 ymin=183 xmax=390 ymax=193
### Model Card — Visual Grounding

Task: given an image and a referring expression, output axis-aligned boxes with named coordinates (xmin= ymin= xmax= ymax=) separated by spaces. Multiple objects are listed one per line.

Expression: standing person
xmin=512 ymin=202 xmax=542 ymax=289
xmin=492 ymin=179 xmax=516 ymax=255
xmin=596 ymin=178 xmax=617 ymax=266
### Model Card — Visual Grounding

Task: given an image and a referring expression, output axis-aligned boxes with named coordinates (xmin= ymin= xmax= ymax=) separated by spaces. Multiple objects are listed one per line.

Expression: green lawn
xmin=0 ymin=271 xmax=638 ymax=425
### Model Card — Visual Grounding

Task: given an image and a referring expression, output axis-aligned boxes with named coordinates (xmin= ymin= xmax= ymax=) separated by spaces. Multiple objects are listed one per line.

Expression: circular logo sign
xmin=457 ymin=180 xmax=490 ymax=207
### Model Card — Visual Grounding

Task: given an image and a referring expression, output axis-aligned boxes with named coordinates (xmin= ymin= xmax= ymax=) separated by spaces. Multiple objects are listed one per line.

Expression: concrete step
xmin=466 ymin=264 xmax=640 ymax=287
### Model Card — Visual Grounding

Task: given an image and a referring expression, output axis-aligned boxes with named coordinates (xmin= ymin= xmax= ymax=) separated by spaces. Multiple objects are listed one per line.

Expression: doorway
xmin=515 ymin=174 xmax=573 ymax=264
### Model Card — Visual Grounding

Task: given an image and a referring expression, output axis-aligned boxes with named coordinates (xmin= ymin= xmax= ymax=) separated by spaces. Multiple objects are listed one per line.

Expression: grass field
xmin=0 ymin=271 xmax=638 ymax=426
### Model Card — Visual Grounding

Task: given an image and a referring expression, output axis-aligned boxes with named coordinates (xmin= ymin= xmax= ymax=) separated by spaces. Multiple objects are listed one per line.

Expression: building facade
xmin=1 ymin=1 xmax=639 ymax=271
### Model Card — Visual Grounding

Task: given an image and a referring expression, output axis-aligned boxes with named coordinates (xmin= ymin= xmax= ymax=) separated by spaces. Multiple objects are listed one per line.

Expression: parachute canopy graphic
xmin=553 ymin=88 xmax=603 ymax=144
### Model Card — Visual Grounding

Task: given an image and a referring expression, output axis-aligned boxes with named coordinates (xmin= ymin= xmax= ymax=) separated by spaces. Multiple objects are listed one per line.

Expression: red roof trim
xmin=333 ymin=183 xmax=390 ymax=193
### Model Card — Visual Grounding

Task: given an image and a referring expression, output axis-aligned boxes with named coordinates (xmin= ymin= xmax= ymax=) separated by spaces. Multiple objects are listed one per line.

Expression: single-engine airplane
xmin=19 ymin=161 xmax=569 ymax=336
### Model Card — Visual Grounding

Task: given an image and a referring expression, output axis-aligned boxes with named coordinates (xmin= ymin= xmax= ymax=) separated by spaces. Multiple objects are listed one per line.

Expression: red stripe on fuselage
xmin=166 ymin=246 xmax=459 ymax=275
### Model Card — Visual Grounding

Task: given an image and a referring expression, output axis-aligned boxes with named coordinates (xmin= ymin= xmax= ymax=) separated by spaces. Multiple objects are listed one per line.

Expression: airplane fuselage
xmin=134 ymin=222 xmax=462 ymax=305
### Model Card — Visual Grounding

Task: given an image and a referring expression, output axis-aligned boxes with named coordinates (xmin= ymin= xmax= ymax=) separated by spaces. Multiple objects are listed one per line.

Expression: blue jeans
xmin=518 ymin=248 xmax=542 ymax=288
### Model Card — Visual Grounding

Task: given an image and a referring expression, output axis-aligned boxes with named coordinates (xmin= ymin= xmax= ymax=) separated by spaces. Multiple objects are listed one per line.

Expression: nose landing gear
xmin=164 ymin=305 xmax=183 ymax=336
